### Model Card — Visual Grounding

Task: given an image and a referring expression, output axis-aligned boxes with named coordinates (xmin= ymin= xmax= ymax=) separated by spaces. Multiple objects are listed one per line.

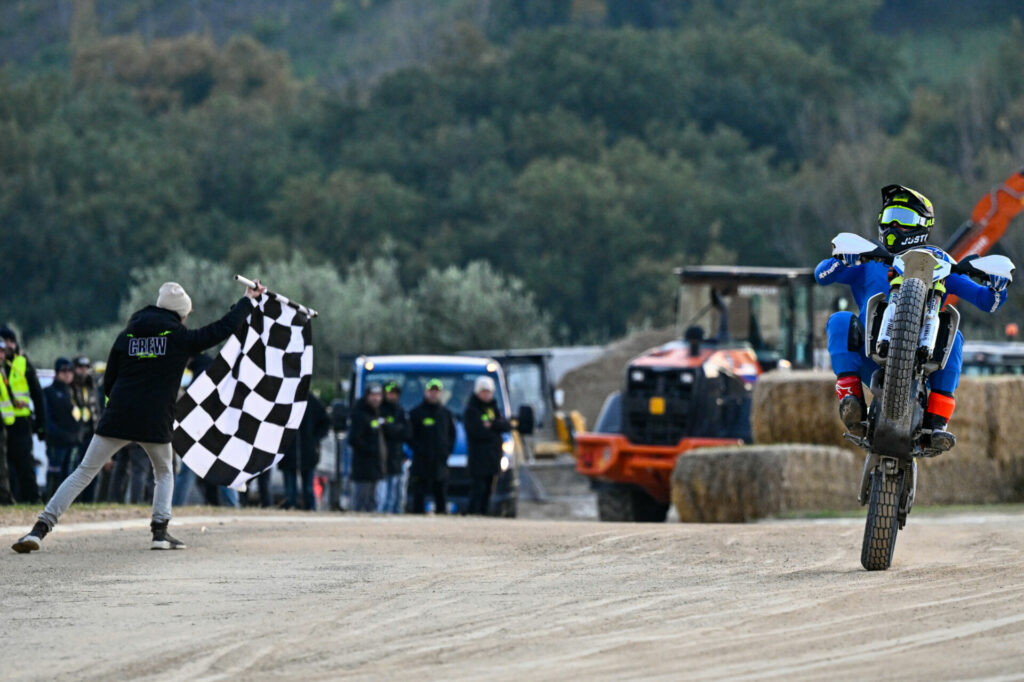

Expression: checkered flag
xmin=173 ymin=290 xmax=315 ymax=490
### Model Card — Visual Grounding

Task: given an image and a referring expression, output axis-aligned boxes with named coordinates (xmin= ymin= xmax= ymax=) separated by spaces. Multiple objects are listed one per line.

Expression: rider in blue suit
xmin=817 ymin=185 xmax=1010 ymax=451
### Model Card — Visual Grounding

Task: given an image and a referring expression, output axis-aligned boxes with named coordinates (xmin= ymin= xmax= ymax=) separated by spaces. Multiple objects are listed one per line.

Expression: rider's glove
xmin=835 ymin=253 xmax=860 ymax=267
xmin=989 ymin=275 xmax=1010 ymax=293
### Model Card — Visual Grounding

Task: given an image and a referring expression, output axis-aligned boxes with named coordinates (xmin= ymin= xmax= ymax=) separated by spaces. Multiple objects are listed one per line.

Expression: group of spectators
xmin=0 ymin=328 xmax=96 ymax=505
xmin=0 ymin=325 xmax=166 ymax=507
xmin=347 ymin=376 xmax=509 ymax=515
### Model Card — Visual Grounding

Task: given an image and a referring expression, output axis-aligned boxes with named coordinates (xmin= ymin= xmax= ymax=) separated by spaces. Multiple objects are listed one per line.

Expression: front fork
xmin=858 ymin=453 xmax=917 ymax=529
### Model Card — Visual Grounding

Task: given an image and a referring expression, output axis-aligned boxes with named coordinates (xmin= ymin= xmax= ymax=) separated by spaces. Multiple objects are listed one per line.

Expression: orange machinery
xmin=576 ymin=266 xmax=817 ymax=522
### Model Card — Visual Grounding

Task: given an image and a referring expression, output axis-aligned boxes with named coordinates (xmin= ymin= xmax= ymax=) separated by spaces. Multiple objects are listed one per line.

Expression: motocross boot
xmin=921 ymin=413 xmax=955 ymax=453
xmin=839 ymin=395 xmax=867 ymax=438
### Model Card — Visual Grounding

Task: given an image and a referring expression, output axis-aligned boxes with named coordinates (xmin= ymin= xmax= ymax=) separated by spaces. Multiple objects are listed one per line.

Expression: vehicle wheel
xmin=631 ymin=488 xmax=669 ymax=523
xmin=597 ymin=485 xmax=635 ymax=522
xmin=861 ymin=468 xmax=904 ymax=571
xmin=882 ymin=278 xmax=927 ymax=422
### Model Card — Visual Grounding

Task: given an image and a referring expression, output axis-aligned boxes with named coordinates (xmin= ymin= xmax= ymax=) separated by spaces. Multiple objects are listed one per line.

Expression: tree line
xmin=4 ymin=0 xmax=1024 ymax=364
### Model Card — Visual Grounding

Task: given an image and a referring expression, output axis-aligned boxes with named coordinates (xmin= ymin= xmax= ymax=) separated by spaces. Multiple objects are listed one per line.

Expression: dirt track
xmin=3 ymin=512 xmax=1024 ymax=681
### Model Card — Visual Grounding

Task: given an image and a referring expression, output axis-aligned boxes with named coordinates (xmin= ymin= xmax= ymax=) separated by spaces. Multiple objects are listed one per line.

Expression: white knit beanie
xmin=156 ymin=282 xmax=193 ymax=318
xmin=474 ymin=376 xmax=496 ymax=394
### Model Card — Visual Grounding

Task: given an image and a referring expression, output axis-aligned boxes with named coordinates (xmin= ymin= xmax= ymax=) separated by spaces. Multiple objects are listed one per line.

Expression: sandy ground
xmin=3 ymin=512 xmax=1024 ymax=681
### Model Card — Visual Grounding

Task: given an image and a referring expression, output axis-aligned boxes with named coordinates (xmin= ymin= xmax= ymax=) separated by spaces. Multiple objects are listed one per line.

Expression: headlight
xmin=502 ymin=439 xmax=514 ymax=454
xmin=500 ymin=455 xmax=510 ymax=472
xmin=630 ymin=369 xmax=645 ymax=382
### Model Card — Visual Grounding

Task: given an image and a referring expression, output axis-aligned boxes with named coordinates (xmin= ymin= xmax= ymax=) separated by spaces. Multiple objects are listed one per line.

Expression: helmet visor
xmin=880 ymin=205 xmax=927 ymax=228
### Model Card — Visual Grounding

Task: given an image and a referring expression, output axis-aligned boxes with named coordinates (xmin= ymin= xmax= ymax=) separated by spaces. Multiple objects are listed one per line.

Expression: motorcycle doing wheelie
xmin=831 ymin=233 xmax=1015 ymax=570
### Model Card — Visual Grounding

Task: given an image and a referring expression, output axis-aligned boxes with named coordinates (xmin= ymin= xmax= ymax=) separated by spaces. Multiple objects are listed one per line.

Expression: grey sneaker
xmin=12 ymin=521 xmax=50 ymax=554
xmin=839 ymin=395 xmax=867 ymax=437
xmin=151 ymin=521 xmax=186 ymax=550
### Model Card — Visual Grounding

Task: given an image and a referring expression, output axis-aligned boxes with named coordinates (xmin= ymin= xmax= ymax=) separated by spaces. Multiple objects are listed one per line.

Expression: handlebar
xmin=837 ymin=249 xmax=998 ymax=284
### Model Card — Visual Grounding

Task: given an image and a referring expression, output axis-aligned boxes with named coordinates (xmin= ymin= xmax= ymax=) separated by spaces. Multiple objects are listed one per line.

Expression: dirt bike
xmin=831 ymin=233 xmax=1015 ymax=570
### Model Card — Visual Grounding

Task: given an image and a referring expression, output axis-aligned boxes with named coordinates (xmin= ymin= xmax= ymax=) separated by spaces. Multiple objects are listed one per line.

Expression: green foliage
xmin=6 ymin=0 xmax=1024 ymax=350
xmin=413 ymin=261 xmax=553 ymax=350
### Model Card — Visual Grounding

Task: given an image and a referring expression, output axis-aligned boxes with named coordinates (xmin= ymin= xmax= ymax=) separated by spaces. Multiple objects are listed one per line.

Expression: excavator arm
xmin=944 ymin=168 xmax=1024 ymax=305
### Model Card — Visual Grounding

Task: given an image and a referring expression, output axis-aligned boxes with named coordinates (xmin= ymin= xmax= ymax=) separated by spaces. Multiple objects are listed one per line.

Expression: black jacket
xmin=464 ymin=394 xmax=511 ymax=478
xmin=380 ymin=399 xmax=411 ymax=475
xmin=348 ymin=397 xmax=386 ymax=482
xmin=408 ymin=400 xmax=456 ymax=482
xmin=96 ymin=298 xmax=254 ymax=443
xmin=43 ymin=380 xmax=79 ymax=447
xmin=279 ymin=394 xmax=331 ymax=472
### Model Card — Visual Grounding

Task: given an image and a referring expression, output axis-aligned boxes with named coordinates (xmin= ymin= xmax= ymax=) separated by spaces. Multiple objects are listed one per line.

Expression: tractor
xmin=575 ymin=265 xmax=819 ymax=522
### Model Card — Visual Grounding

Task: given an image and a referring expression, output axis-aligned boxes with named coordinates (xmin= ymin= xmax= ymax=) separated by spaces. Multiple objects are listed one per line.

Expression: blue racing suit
xmin=816 ymin=256 xmax=1006 ymax=396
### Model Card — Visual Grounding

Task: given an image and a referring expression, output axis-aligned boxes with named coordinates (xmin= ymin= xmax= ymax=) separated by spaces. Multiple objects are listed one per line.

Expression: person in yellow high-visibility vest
xmin=0 ymin=327 xmax=44 ymax=503
xmin=0 ymin=343 xmax=16 ymax=505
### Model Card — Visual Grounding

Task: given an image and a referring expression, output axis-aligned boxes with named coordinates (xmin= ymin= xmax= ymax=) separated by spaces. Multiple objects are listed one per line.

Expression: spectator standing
xmin=378 ymin=382 xmax=410 ymax=514
xmin=407 ymin=379 xmax=456 ymax=514
xmin=42 ymin=358 xmax=80 ymax=498
xmin=70 ymin=356 xmax=101 ymax=503
xmin=1 ymin=326 xmax=45 ymax=503
xmin=255 ymin=468 xmax=274 ymax=507
xmin=464 ymin=376 xmax=510 ymax=516
xmin=348 ymin=383 xmax=385 ymax=512
xmin=279 ymin=393 xmax=330 ymax=510
xmin=0 ymin=344 xmax=14 ymax=505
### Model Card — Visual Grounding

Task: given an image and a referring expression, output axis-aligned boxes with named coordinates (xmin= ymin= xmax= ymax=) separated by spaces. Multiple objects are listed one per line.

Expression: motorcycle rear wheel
xmin=861 ymin=468 xmax=904 ymax=570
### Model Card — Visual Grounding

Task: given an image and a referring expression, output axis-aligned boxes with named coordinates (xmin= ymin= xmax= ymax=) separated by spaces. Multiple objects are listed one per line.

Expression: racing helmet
xmin=878 ymin=184 xmax=935 ymax=253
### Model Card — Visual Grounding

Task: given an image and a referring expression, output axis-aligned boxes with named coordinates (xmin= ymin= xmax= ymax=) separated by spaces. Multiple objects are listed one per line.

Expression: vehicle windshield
xmin=677 ymin=280 xmax=817 ymax=368
xmin=363 ymin=370 xmax=505 ymax=418
xmin=503 ymin=362 xmax=547 ymax=428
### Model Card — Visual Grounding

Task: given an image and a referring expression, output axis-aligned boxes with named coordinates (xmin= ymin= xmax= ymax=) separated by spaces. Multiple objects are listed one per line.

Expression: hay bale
xmin=752 ymin=373 xmax=1003 ymax=458
xmin=916 ymin=377 xmax=1018 ymax=504
xmin=985 ymin=377 xmax=1024 ymax=467
xmin=749 ymin=373 xmax=1024 ymax=505
xmin=944 ymin=378 xmax=990 ymax=461
xmin=558 ymin=326 xmax=678 ymax=426
xmin=671 ymin=444 xmax=860 ymax=523
xmin=752 ymin=371 xmax=847 ymax=448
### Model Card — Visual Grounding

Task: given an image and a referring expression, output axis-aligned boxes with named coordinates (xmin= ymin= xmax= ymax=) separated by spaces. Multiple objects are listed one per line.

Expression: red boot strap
xmin=927 ymin=392 xmax=956 ymax=420
xmin=835 ymin=375 xmax=863 ymax=400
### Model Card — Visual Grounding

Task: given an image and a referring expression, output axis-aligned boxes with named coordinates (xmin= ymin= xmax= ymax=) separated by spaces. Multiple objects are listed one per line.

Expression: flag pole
xmin=234 ymin=275 xmax=319 ymax=318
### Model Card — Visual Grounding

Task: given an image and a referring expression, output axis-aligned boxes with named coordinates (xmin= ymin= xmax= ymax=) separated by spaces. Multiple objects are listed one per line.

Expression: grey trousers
xmin=40 ymin=435 xmax=174 ymax=529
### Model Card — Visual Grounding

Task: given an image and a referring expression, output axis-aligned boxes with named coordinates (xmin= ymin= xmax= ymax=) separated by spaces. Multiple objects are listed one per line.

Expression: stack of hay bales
xmin=750 ymin=371 xmax=1024 ymax=505
xmin=671 ymin=444 xmax=860 ymax=522
xmin=919 ymin=376 xmax=1024 ymax=504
